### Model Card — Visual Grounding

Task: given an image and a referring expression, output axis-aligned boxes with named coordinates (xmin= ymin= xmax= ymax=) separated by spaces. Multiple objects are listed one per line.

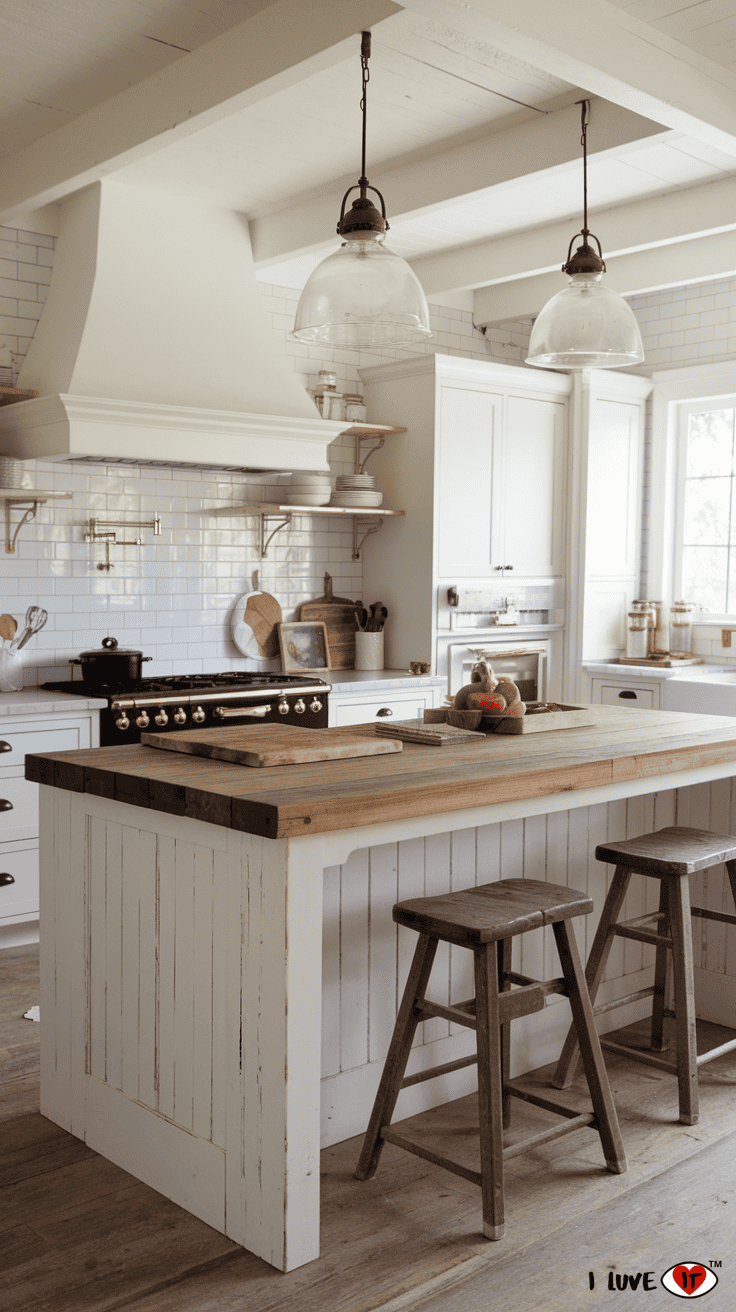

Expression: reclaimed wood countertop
xmin=25 ymin=706 xmax=736 ymax=840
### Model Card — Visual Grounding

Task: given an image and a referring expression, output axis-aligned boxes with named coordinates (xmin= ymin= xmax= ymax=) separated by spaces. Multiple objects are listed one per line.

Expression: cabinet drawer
xmin=0 ymin=724 xmax=82 ymax=772
xmin=599 ymin=683 xmax=655 ymax=709
xmin=0 ymin=775 xmax=42 ymax=841
xmin=332 ymin=695 xmax=428 ymax=728
xmin=0 ymin=843 xmax=39 ymax=923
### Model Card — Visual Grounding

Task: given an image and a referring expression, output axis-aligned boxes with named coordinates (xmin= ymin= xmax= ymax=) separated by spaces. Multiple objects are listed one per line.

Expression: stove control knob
xmin=278 ymin=698 xmax=290 ymax=716
xmin=115 ymin=713 xmax=130 ymax=731
xmin=174 ymin=707 xmax=187 ymax=725
xmin=136 ymin=711 xmax=150 ymax=729
xmin=155 ymin=709 xmax=169 ymax=726
xmin=192 ymin=706 xmax=206 ymax=723
xmin=294 ymin=699 xmax=306 ymax=714
xmin=309 ymin=698 xmax=323 ymax=713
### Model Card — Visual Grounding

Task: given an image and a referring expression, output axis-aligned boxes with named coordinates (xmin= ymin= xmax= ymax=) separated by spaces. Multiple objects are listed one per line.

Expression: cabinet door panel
xmin=504 ymin=395 xmax=565 ymax=577
xmin=437 ymin=385 xmax=501 ymax=576
xmin=331 ymin=695 xmax=428 ymax=727
xmin=598 ymin=683 xmax=655 ymax=709
xmin=0 ymin=843 xmax=38 ymax=923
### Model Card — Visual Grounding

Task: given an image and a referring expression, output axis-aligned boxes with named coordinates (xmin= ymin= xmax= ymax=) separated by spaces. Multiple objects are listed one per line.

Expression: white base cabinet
xmin=1 ymin=708 xmax=100 ymax=931
xmin=590 ymin=676 xmax=660 ymax=710
xmin=328 ymin=682 xmax=444 ymax=727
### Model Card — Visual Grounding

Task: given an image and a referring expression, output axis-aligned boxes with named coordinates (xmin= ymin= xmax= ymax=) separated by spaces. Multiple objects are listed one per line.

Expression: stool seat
xmin=356 ymin=877 xmax=626 ymax=1242
xmin=394 ymin=877 xmax=593 ymax=945
xmin=595 ymin=825 xmax=736 ymax=875
xmin=554 ymin=825 xmax=736 ymax=1126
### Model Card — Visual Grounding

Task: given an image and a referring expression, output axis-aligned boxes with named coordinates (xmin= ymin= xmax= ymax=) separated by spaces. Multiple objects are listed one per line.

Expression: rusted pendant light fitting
xmin=291 ymin=32 xmax=431 ymax=348
xmin=526 ymin=100 xmax=644 ymax=370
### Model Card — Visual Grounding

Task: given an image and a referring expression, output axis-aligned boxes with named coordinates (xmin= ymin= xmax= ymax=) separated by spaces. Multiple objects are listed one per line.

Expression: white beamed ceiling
xmin=0 ymin=0 xmax=735 ymax=326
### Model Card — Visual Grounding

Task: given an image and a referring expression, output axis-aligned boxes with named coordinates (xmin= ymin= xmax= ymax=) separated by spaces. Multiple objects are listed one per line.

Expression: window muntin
xmin=676 ymin=403 xmax=736 ymax=614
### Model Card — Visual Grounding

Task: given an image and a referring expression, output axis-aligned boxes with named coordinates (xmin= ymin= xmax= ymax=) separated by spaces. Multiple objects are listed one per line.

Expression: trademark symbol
xmin=710 ymin=1261 xmax=722 ymax=1268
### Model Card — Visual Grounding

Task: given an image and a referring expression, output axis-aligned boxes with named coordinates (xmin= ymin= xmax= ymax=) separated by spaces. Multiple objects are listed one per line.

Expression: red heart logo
xmin=672 ymin=1265 xmax=707 ymax=1295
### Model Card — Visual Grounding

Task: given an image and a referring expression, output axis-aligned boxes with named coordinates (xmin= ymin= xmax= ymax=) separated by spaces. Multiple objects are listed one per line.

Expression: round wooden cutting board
xmin=230 ymin=591 xmax=282 ymax=670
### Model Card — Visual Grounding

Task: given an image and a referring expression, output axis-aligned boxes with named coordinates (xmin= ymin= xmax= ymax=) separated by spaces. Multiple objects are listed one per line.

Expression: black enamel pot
xmin=70 ymin=636 xmax=152 ymax=687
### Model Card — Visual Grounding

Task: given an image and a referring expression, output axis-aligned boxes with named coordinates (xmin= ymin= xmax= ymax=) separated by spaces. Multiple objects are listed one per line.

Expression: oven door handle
xmin=214 ymin=704 xmax=272 ymax=719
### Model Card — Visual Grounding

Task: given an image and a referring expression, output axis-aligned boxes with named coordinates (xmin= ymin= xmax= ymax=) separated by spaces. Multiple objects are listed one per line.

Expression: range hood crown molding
xmin=0 ymin=393 xmax=346 ymax=471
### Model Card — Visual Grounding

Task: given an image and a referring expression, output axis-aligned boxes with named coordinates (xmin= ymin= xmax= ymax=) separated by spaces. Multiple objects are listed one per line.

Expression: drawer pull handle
xmin=0 ymin=799 xmax=13 ymax=811
xmin=0 ymin=741 xmax=11 ymax=753
xmin=618 ymin=690 xmax=637 ymax=699
xmin=376 ymin=707 xmax=393 ymax=717
xmin=0 ymin=873 xmax=15 ymax=886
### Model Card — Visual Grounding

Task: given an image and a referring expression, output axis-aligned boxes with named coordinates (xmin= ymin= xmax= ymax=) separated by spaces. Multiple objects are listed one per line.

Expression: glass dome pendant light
xmin=291 ymin=31 xmax=432 ymax=349
xmin=526 ymin=100 xmax=644 ymax=370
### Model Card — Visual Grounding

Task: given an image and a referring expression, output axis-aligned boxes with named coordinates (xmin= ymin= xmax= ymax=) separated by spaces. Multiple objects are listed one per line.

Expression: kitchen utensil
xmin=230 ymin=591 xmax=282 ymax=667
xmin=366 ymin=603 xmax=387 ymax=631
xmin=9 ymin=605 xmax=47 ymax=651
xmin=142 ymin=722 xmax=402 ymax=767
xmin=70 ymin=636 xmax=152 ymax=686
xmin=300 ymin=573 xmax=360 ymax=669
xmin=0 ymin=614 xmax=17 ymax=643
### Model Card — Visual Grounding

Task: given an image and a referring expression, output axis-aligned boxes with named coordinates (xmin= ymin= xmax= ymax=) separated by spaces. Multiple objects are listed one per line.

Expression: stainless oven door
xmin=448 ymin=641 xmax=547 ymax=702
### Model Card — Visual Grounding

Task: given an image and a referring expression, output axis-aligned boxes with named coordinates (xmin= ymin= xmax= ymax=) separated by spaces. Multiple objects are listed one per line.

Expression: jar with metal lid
xmin=317 ymin=370 xmax=337 ymax=389
xmin=626 ymin=610 xmax=649 ymax=659
xmin=344 ymin=393 xmax=366 ymax=423
xmin=323 ymin=391 xmax=345 ymax=422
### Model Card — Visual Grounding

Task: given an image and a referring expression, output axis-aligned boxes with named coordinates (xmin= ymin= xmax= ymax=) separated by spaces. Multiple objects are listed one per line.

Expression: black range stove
xmin=43 ymin=672 xmax=331 ymax=745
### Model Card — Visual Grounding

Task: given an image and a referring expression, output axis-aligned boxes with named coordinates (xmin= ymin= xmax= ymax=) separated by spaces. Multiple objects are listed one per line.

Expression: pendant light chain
xmin=579 ymin=98 xmax=590 ymax=244
xmin=360 ymin=31 xmax=371 ymax=194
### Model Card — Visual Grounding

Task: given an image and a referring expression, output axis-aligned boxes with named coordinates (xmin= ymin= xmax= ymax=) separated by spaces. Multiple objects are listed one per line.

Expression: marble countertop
xmin=326 ymin=669 xmax=446 ymax=694
xmin=583 ymin=660 xmax=715 ymax=681
xmin=0 ymin=687 xmax=108 ymax=716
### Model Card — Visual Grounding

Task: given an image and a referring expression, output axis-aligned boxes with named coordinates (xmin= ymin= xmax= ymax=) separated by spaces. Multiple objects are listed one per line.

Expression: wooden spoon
xmin=0 ymin=614 xmax=17 ymax=643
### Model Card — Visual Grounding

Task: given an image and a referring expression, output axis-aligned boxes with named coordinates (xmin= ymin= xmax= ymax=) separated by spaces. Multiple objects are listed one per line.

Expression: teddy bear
xmin=453 ymin=659 xmax=526 ymax=717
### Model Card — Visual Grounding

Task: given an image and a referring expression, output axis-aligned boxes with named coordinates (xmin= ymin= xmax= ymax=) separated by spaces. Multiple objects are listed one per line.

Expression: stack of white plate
xmin=330 ymin=472 xmax=383 ymax=508
xmin=284 ymin=472 xmax=332 ymax=506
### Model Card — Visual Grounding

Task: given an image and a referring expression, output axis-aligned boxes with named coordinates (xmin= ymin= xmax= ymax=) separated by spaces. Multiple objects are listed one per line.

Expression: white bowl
xmin=285 ymin=492 xmax=331 ymax=505
xmin=330 ymin=492 xmax=383 ymax=508
xmin=289 ymin=473 xmax=331 ymax=487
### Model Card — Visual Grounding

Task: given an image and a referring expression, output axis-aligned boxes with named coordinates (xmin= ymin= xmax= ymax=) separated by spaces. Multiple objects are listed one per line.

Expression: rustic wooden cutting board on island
xmin=141 ymin=722 xmax=402 ymax=767
xmin=299 ymin=572 xmax=358 ymax=669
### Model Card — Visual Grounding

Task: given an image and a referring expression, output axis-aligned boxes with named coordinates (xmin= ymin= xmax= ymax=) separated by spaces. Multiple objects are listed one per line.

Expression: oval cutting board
xmin=230 ymin=591 xmax=281 ymax=670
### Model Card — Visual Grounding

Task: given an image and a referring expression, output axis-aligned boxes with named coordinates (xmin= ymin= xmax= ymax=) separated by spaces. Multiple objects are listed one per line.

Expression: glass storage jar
xmin=670 ymin=601 xmax=695 ymax=654
xmin=626 ymin=611 xmax=649 ymax=659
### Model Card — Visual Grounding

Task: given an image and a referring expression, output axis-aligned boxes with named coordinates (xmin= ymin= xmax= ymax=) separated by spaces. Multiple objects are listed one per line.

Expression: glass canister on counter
xmin=344 ymin=393 xmax=367 ymax=423
xmin=626 ymin=608 xmax=650 ymax=659
xmin=670 ymin=600 xmax=696 ymax=654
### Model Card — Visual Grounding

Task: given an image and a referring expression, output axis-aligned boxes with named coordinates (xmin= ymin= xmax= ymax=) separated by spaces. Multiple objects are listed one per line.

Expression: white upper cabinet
xmin=436 ymin=378 xmax=567 ymax=579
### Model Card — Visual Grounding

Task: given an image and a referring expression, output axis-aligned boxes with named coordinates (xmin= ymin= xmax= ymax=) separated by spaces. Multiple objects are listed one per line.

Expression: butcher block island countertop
xmin=30 ymin=703 xmax=736 ymax=1276
xmin=24 ymin=704 xmax=736 ymax=839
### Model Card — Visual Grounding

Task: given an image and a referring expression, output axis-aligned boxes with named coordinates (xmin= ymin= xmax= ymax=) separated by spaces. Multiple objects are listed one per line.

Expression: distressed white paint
xmin=39 ymin=760 xmax=736 ymax=1272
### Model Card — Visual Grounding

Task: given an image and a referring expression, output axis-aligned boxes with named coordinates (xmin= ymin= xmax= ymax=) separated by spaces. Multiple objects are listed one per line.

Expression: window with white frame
xmin=674 ymin=397 xmax=736 ymax=615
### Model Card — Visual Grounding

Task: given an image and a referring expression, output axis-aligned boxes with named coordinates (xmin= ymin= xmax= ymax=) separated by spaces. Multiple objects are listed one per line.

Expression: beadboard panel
xmin=318 ymin=779 xmax=736 ymax=1146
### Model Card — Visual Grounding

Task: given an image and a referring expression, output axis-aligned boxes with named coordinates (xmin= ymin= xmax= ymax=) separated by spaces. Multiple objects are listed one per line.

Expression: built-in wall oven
xmin=447 ymin=641 xmax=548 ymax=703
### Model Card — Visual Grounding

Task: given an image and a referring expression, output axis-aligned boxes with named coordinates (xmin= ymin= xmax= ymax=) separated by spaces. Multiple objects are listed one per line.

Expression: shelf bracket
xmin=5 ymin=497 xmax=45 ymax=554
xmin=353 ymin=516 xmax=384 ymax=560
xmin=260 ymin=511 xmax=292 ymax=558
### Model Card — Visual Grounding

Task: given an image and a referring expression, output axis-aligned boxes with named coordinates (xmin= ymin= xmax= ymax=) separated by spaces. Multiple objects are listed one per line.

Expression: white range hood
xmin=0 ymin=181 xmax=344 ymax=470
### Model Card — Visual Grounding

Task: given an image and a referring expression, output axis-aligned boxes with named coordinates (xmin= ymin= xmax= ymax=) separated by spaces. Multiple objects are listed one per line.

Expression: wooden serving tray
xmin=141 ymin=723 xmax=403 ymax=767
xmin=427 ymin=704 xmax=597 ymax=735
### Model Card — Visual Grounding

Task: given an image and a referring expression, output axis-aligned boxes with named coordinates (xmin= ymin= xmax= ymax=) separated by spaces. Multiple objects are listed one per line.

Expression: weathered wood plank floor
xmin=2 ymin=944 xmax=736 ymax=1311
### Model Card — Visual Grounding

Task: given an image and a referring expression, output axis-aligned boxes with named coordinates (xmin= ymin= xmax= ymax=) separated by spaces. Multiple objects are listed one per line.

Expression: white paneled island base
xmin=29 ymin=708 xmax=736 ymax=1271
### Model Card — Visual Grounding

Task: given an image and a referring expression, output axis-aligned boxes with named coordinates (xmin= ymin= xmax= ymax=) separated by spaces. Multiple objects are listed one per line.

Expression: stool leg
xmin=552 ymin=920 xmax=627 ymax=1174
xmin=355 ymin=932 xmax=438 ymax=1181
xmin=650 ymin=878 xmax=670 ymax=1052
xmin=498 ymin=937 xmax=512 ymax=1130
xmin=667 ymin=874 xmax=699 ymax=1125
xmin=474 ymin=941 xmax=506 ymax=1239
xmin=553 ymin=867 xmax=631 ymax=1089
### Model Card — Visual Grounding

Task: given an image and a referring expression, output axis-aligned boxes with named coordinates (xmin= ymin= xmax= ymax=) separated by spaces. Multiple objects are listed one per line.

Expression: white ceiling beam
xmin=473 ymin=230 xmax=736 ymax=324
xmin=400 ymin=0 xmax=736 ymax=156
xmin=0 ymin=0 xmax=401 ymax=222
xmin=251 ymin=98 xmax=668 ymax=266
xmin=410 ymin=175 xmax=736 ymax=297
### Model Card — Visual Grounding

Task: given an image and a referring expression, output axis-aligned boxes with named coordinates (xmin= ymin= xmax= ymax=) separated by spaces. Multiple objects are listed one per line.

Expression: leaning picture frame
xmin=278 ymin=621 xmax=332 ymax=674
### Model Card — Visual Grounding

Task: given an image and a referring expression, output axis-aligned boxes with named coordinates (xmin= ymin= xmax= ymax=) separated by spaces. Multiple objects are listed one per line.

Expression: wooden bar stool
xmin=355 ymin=878 xmax=626 ymax=1241
xmin=553 ymin=826 xmax=736 ymax=1126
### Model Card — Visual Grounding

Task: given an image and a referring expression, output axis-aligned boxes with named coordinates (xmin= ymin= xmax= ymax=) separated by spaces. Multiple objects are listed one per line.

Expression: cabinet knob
xmin=0 ymin=799 xmax=13 ymax=811
xmin=618 ymin=690 xmax=637 ymax=699
xmin=0 ymin=741 xmax=12 ymax=753
xmin=0 ymin=873 xmax=15 ymax=886
xmin=376 ymin=707 xmax=393 ymax=717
